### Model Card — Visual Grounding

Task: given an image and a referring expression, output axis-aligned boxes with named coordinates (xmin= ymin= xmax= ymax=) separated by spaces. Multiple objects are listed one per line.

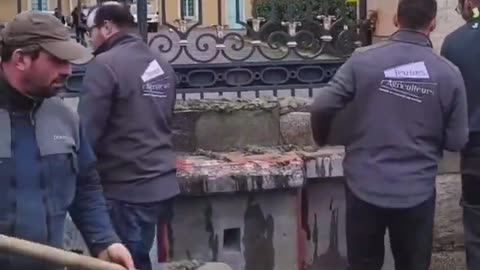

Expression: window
xmin=31 ymin=0 xmax=48 ymax=11
xmin=180 ymin=0 xmax=199 ymax=20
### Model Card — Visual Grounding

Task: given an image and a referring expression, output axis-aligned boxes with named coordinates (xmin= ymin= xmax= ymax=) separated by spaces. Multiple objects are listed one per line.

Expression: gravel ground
xmin=431 ymin=251 xmax=466 ymax=270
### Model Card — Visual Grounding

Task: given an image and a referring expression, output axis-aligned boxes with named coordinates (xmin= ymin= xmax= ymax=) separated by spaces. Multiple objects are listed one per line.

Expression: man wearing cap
xmin=78 ymin=3 xmax=178 ymax=270
xmin=441 ymin=1 xmax=480 ymax=269
xmin=0 ymin=11 xmax=135 ymax=270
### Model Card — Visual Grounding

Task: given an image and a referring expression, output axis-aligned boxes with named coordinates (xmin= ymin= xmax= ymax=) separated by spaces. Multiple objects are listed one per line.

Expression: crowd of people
xmin=0 ymin=0 xmax=480 ymax=270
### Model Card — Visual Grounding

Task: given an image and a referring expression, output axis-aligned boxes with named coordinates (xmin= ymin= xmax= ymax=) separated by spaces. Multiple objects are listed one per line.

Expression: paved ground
xmin=431 ymin=251 xmax=466 ymax=270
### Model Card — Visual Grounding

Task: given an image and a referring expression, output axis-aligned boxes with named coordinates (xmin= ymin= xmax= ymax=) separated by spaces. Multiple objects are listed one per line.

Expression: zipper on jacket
xmin=29 ymin=102 xmax=38 ymax=126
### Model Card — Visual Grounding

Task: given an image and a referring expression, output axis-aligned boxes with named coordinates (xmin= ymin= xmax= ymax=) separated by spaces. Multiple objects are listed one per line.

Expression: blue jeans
xmin=107 ymin=199 xmax=174 ymax=270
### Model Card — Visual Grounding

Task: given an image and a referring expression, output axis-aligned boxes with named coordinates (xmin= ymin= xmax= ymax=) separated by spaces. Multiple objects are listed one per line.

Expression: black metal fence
xmin=64 ymin=0 xmax=372 ymax=100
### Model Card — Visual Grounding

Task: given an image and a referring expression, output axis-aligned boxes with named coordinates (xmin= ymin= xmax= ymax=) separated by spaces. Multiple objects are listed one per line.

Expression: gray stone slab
xmin=195 ymin=109 xmax=281 ymax=151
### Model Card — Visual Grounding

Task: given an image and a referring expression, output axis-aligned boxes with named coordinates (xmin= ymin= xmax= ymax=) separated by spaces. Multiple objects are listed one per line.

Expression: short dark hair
xmin=397 ymin=0 xmax=437 ymax=30
xmin=93 ymin=4 xmax=135 ymax=28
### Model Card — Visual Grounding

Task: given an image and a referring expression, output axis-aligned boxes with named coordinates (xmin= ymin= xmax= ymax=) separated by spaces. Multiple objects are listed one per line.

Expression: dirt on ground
xmin=431 ymin=251 xmax=466 ymax=270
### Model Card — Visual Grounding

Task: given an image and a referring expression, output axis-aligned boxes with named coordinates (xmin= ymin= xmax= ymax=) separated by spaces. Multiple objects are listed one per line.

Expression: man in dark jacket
xmin=78 ymin=3 xmax=179 ymax=270
xmin=310 ymin=0 xmax=468 ymax=269
xmin=0 ymin=11 xmax=134 ymax=270
xmin=441 ymin=1 xmax=480 ymax=269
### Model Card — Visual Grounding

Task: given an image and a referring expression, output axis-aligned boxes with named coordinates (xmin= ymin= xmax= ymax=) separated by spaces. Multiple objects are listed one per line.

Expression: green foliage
xmin=252 ymin=0 xmax=356 ymax=22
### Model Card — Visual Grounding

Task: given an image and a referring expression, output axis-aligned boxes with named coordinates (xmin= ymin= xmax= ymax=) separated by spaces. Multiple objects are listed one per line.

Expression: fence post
xmin=137 ymin=0 xmax=148 ymax=43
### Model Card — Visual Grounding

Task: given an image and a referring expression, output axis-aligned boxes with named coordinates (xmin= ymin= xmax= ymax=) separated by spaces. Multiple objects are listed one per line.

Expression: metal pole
xmin=137 ymin=0 xmax=148 ymax=42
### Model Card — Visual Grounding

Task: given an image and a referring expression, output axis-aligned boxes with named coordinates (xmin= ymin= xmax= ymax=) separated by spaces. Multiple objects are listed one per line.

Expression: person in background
xmin=310 ymin=0 xmax=468 ymax=269
xmin=53 ymin=8 xmax=65 ymax=25
xmin=71 ymin=7 xmax=86 ymax=46
xmin=78 ymin=3 xmax=179 ymax=270
xmin=441 ymin=0 xmax=480 ymax=269
xmin=0 ymin=11 xmax=135 ymax=270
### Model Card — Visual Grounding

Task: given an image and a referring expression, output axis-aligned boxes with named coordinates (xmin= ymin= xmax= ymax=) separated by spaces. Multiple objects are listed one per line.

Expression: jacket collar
xmin=389 ymin=29 xmax=433 ymax=48
xmin=0 ymin=73 xmax=36 ymax=112
xmin=93 ymin=32 xmax=139 ymax=56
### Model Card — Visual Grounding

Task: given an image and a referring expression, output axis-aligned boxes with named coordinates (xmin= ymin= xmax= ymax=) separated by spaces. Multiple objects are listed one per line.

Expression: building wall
xmin=0 ymin=0 xmax=28 ymax=22
xmin=368 ymin=0 xmax=464 ymax=50
xmin=0 ymin=0 xmax=82 ymax=23
xmin=153 ymin=0 xmax=252 ymax=28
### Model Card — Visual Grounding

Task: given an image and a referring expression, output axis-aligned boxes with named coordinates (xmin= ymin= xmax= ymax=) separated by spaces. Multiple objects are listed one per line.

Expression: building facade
xmin=0 ymin=0 xmax=253 ymax=29
xmin=0 ymin=0 xmax=97 ymax=22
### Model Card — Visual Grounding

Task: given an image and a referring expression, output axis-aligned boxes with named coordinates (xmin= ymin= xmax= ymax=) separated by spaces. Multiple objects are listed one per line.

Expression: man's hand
xmin=98 ymin=243 xmax=136 ymax=270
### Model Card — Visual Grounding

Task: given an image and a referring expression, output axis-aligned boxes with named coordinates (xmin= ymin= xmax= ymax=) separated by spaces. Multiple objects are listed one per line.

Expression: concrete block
xmin=173 ymin=111 xmax=202 ymax=152
xmin=279 ymin=112 xmax=315 ymax=147
xmin=303 ymin=179 xmax=394 ymax=270
xmin=303 ymin=147 xmax=345 ymax=179
xmin=434 ymin=174 xmax=463 ymax=251
xmin=167 ymin=191 xmax=299 ymax=270
xmin=195 ymin=109 xmax=281 ymax=152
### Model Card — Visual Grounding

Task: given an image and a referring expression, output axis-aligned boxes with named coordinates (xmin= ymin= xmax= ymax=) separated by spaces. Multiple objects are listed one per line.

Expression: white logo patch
xmin=53 ymin=135 xmax=69 ymax=141
xmin=141 ymin=60 xmax=165 ymax=83
xmin=384 ymin=61 xmax=430 ymax=79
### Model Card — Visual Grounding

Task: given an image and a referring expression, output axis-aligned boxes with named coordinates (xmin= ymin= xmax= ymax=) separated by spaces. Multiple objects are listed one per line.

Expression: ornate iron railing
xmin=63 ymin=0 xmax=371 ymax=99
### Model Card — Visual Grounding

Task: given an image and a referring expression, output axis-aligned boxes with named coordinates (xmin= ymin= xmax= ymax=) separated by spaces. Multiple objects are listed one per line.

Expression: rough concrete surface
xmin=280 ymin=112 xmax=315 ymax=147
xmin=177 ymin=151 xmax=305 ymax=195
xmin=195 ymin=109 xmax=281 ymax=151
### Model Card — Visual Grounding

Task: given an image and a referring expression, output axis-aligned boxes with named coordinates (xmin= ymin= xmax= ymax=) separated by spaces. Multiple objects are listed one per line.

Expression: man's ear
xmin=429 ymin=19 xmax=437 ymax=33
xmin=393 ymin=13 xmax=399 ymax=28
xmin=12 ymin=49 xmax=32 ymax=71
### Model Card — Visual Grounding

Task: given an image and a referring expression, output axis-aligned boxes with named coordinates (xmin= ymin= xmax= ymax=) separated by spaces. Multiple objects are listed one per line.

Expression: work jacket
xmin=441 ymin=17 xmax=480 ymax=176
xmin=311 ymin=30 xmax=469 ymax=208
xmin=78 ymin=33 xmax=179 ymax=203
xmin=0 ymin=75 xmax=119 ymax=270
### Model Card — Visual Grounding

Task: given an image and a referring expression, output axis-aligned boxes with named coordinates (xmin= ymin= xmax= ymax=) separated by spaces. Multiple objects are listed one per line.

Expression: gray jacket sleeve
xmin=78 ymin=60 xmax=117 ymax=148
xmin=444 ymin=71 xmax=469 ymax=151
xmin=310 ymin=57 xmax=356 ymax=146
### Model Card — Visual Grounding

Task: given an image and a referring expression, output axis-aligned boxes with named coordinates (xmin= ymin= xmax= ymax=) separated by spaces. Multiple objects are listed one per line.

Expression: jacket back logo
xmin=379 ymin=80 xmax=436 ymax=103
xmin=384 ymin=61 xmax=430 ymax=79
xmin=141 ymin=60 xmax=165 ymax=83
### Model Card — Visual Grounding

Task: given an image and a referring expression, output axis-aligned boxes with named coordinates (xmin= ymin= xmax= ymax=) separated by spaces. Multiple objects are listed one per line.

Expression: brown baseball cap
xmin=1 ymin=11 xmax=92 ymax=65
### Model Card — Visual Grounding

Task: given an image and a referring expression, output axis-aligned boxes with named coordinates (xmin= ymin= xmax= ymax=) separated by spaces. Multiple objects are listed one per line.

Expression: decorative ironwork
xmin=63 ymin=0 xmax=370 ymax=99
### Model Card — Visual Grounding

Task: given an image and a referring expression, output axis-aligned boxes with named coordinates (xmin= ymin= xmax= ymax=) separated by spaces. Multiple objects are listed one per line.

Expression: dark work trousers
xmin=107 ymin=199 xmax=174 ymax=270
xmin=461 ymin=132 xmax=480 ymax=270
xmin=345 ymin=184 xmax=435 ymax=270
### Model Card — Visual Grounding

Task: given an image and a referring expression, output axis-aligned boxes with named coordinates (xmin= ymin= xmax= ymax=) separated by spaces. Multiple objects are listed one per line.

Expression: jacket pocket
xmin=45 ymin=153 xmax=78 ymax=214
